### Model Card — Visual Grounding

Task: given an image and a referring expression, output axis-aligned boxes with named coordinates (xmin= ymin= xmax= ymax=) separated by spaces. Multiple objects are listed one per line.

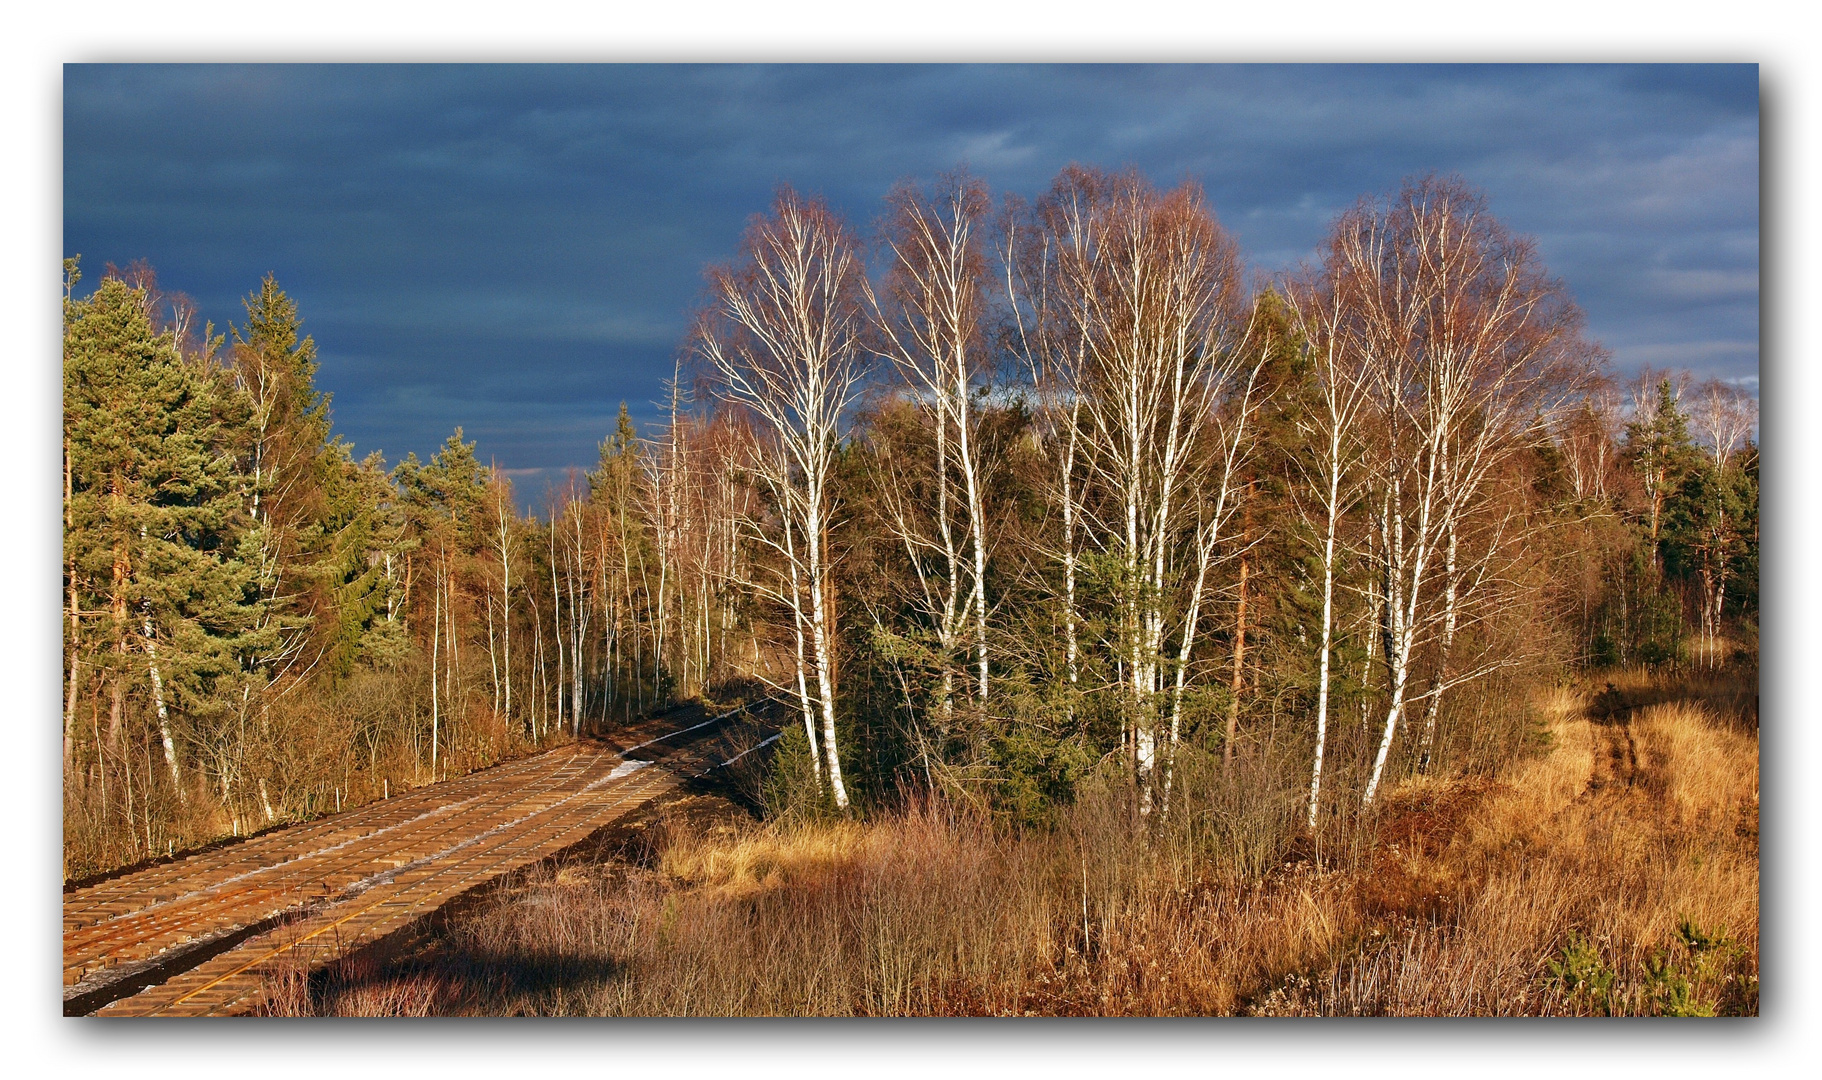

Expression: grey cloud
xmin=66 ymin=63 xmax=1758 ymax=494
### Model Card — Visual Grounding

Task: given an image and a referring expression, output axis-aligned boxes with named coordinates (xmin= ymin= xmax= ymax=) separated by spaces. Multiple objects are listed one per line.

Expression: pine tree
xmin=591 ymin=404 xmax=649 ymax=717
xmin=317 ymin=443 xmax=412 ymax=680
xmin=1623 ymin=380 xmax=1702 ymax=569
xmin=66 ymin=269 xmax=258 ymax=804
xmin=230 ymin=275 xmax=335 ymax=685
xmin=393 ymin=429 xmax=490 ymax=775
xmin=1663 ymin=442 xmax=1756 ymax=648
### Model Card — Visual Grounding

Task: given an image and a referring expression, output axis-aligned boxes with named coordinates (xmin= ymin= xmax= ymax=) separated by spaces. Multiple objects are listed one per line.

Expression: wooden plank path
xmin=66 ymin=704 xmax=764 ymax=1017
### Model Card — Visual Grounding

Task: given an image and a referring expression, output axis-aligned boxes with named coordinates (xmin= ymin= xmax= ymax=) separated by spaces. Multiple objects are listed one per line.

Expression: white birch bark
xmin=1286 ymin=271 xmax=1373 ymax=830
xmin=549 ymin=508 xmax=565 ymax=734
xmin=430 ymin=547 xmax=441 ymax=779
xmin=867 ymin=174 xmax=997 ymax=707
xmin=1332 ymin=178 xmax=1594 ymax=807
xmin=141 ymin=615 xmax=183 ymax=801
xmin=698 ymin=189 xmax=868 ymax=811
xmin=493 ymin=472 xmax=514 ymax=723
xmin=1026 ymin=170 xmax=1252 ymax=811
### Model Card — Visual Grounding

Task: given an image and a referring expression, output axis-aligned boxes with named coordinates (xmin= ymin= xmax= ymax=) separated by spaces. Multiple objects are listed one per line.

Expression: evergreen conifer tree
xmin=66 ymin=269 xmax=259 ymax=799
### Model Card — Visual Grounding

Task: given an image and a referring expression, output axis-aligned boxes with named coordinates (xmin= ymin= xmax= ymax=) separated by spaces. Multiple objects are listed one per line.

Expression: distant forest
xmin=63 ymin=168 xmax=1758 ymax=880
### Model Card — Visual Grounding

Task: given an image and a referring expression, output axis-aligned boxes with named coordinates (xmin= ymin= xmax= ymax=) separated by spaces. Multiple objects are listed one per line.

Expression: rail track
xmin=64 ymin=701 xmax=771 ymax=1017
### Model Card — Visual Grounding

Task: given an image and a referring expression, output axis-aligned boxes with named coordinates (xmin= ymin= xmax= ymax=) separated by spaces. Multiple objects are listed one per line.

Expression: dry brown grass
xmin=1260 ymin=676 xmax=1759 ymax=1016
xmin=267 ymin=667 xmax=1758 ymax=1017
xmin=64 ymin=679 xmax=566 ymax=884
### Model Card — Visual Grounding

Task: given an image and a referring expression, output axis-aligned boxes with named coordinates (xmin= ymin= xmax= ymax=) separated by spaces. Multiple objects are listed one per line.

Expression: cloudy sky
xmin=63 ymin=63 xmax=1759 ymax=502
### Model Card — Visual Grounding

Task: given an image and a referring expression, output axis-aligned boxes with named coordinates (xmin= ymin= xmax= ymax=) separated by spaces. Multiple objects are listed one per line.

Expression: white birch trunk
xmin=142 ymin=617 xmax=184 ymax=802
xmin=1417 ymin=515 xmax=1459 ymax=772
xmin=782 ymin=510 xmax=823 ymax=778
xmin=497 ymin=485 xmax=513 ymax=723
xmin=1308 ymin=492 xmax=1338 ymax=831
xmin=806 ymin=499 xmax=848 ymax=810
xmin=549 ymin=511 xmax=565 ymax=734
xmin=430 ymin=559 xmax=441 ymax=779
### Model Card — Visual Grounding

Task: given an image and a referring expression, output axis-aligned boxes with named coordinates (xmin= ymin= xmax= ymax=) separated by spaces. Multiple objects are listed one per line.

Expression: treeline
xmin=61 ymin=261 xmax=731 ymax=878
xmin=63 ymin=167 xmax=1757 ymax=877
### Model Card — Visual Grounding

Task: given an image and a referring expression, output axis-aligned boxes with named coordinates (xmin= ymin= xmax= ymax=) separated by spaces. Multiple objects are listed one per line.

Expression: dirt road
xmin=65 ymin=703 xmax=769 ymax=1017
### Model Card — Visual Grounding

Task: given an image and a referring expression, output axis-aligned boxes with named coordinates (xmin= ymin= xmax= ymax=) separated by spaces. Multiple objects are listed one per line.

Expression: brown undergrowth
xmin=1256 ymin=673 xmax=1758 ymax=1016
xmin=266 ymin=668 xmax=1757 ymax=1017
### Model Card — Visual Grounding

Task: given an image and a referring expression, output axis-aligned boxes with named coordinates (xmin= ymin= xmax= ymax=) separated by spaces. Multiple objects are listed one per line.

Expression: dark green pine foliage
xmin=230 ymin=277 xmax=416 ymax=682
xmin=231 ymin=275 xmax=336 ymax=678
xmin=395 ymin=428 xmax=491 ymax=547
xmin=590 ymin=404 xmax=648 ymax=539
xmin=65 ymin=267 xmax=260 ymax=752
xmin=1592 ymin=381 xmax=1706 ymax=665
xmin=1732 ymin=441 xmax=1759 ymax=622
xmin=234 ymin=275 xmax=331 ymax=461
xmin=591 ymin=404 xmax=664 ymax=709
xmin=1623 ymin=380 xmax=1704 ymax=565
xmin=392 ymin=427 xmax=492 ymax=683
xmin=317 ymin=445 xmax=415 ymax=679
xmin=1662 ymin=439 xmax=1758 ymax=640
xmin=1228 ymin=288 xmax=1327 ymax=745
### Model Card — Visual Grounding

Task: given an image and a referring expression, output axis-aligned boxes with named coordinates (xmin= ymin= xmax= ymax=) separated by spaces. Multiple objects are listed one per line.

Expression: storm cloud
xmin=64 ymin=63 xmax=1759 ymax=499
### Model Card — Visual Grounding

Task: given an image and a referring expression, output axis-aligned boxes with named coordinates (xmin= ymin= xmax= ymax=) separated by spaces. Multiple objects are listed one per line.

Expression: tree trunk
xmin=1308 ymin=455 xmax=1342 ymax=833
xmin=1417 ymin=516 xmax=1458 ymax=773
xmin=498 ymin=497 xmax=512 ymax=724
xmin=486 ymin=592 xmax=500 ymax=716
xmin=141 ymin=617 xmax=184 ymax=802
xmin=550 ymin=515 xmax=565 ymax=734
xmin=956 ymin=369 xmax=989 ymax=703
xmin=807 ymin=501 xmax=848 ymax=810
xmin=65 ymin=436 xmax=79 ymax=768
xmin=430 ymin=557 xmax=441 ymax=780
xmin=1062 ymin=408 xmax=1081 ymax=698
xmin=1225 ymin=545 xmax=1249 ymax=768
xmin=782 ymin=512 xmax=822 ymax=779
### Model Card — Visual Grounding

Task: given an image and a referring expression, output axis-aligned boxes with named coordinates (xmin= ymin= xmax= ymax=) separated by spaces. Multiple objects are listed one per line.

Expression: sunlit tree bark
xmin=698 ymin=188 xmax=868 ymax=810
xmin=1018 ymin=168 xmax=1258 ymax=812
xmin=1333 ymin=177 xmax=1595 ymax=806
xmin=869 ymin=172 xmax=997 ymax=706
xmin=1685 ymin=379 xmax=1758 ymax=647
xmin=1286 ymin=270 xmax=1373 ymax=830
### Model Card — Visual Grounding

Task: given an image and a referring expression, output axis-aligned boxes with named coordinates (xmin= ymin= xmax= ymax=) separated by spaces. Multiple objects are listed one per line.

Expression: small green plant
xmin=1546 ymin=919 xmax=1750 ymax=1017
xmin=762 ymin=721 xmax=839 ymax=822
xmin=1548 ymin=931 xmax=1619 ymax=1014
xmin=1641 ymin=949 xmax=1713 ymax=1016
xmin=1676 ymin=916 xmax=1722 ymax=954
xmin=1661 ymin=916 xmax=1756 ymax=1016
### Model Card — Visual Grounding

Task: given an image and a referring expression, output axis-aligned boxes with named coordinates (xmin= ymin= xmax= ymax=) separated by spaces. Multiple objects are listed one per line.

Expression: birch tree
xmin=868 ymin=172 xmax=998 ymax=713
xmin=1014 ymin=167 xmax=1260 ymax=812
xmin=1556 ymin=381 xmax=1623 ymax=506
xmin=697 ymin=188 xmax=868 ymax=811
xmin=1685 ymin=379 xmax=1757 ymax=645
xmin=1333 ymin=177 xmax=1595 ymax=806
xmin=1285 ymin=271 xmax=1373 ymax=830
xmin=487 ymin=465 xmax=517 ymax=724
xmin=1002 ymin=192 xmax=1089 ymax=703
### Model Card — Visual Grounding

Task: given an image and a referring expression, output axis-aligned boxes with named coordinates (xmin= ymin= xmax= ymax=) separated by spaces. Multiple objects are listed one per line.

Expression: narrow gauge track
xmin=65 ymin=702 xmax=769 ymax=1017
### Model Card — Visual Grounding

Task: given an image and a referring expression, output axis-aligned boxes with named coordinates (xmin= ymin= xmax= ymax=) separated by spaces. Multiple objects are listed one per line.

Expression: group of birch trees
xmin=64 ymin=164 xmax=1758 ymax=874
xmin=692 ymin=168 xmax=1754 ymax=826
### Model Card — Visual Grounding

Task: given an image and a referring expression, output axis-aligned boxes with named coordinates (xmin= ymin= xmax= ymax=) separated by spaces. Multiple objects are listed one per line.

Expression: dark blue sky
xmin=64 ymin=63 xmax=1759 ymax=503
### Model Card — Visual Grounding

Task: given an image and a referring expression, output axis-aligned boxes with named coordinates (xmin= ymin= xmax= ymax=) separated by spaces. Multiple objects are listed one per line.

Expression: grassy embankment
xmin=266 ymin=664 xmax=1758 ymax=1017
